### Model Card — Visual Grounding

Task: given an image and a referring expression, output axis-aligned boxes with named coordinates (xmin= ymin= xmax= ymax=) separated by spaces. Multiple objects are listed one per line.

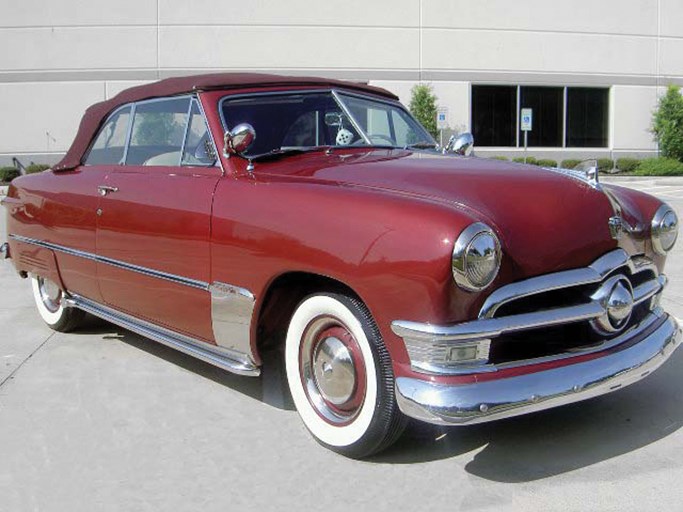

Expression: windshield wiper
xmin=249 ymin=146 xmax=329 ymax=162
xmin=405 ymin=141 xmax=438 ymax=149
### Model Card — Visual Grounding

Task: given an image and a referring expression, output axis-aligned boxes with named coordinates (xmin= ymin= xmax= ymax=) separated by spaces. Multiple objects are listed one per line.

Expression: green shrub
xmin=560 ymin=159 xmax=581 ymax=169
xmin=616 ymin=158 xmax=640 ymax=173
xmin=596 ymin=158 xmax=614 ymax=172
xmin=25 ymin=163 xmax=50 ymax=174
xmin=0 ymin=166 xmax=20 ymax=183
xmin=536 ymin=159 xmax=558 ymax=168
xmin=652 ymin=85 xmax=683 ymax=162
xmin=489 ymin=156 xmax=509 ymax=161
xmin=512 ymin=156 xmax=537 ymax=165
xmin=635 ymin=157 xmax=683 ymax=176
xmin=409 ymin=84 xmax=438 ymax=139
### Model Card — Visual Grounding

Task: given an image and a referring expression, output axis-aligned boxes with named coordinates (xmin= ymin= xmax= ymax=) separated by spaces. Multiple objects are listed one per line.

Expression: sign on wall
xmin=521 ymin=108 xmax=533 ymax=131
xmin=437 ymin=107 xmax=448 ymax=130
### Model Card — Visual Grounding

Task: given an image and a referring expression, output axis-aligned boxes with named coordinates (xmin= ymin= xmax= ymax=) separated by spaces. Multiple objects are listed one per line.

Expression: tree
xmin=652 ymin=85 xmax=683 ymax=162
xmin=409 ymin=84 xmax=438 ymax=139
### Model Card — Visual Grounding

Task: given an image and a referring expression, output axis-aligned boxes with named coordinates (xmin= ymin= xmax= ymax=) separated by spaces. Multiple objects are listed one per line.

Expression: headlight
xmin=452 ymin=222 xmax=502 ymax=292
xmin=651 ymin=204 xmax=678 ymax=255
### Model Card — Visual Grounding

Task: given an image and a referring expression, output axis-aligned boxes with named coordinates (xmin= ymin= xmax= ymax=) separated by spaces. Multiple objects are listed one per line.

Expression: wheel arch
xmin=253 ymin=270 xmax=368 ymax=361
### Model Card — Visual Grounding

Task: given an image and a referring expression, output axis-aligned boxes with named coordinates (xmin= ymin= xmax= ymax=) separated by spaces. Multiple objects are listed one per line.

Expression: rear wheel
xmin=285 ymin=292 xmax=406 ymax=458
xmin=31 ymin=275 xmax=84 ymax=332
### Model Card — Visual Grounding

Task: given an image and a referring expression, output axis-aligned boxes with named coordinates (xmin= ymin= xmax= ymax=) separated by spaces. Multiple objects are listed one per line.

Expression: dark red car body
xmin=2 ymin=75 xmax=680 ymax=455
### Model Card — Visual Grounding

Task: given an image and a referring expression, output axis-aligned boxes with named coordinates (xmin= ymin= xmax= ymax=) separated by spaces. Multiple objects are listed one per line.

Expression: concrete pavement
xmin=1 ymin=177 xmax=683 ymax=512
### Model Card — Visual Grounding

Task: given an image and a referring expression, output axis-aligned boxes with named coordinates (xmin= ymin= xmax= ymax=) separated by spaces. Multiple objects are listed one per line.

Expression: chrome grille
xmin=479 ymin=250 xmax=659 ymax=320
xmin=392 ymin=248 xmax=667 ymax=375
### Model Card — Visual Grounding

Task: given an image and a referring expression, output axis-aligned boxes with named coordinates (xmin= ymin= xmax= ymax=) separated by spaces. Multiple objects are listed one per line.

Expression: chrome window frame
xmin=217 ymin=88 xmax=431 ymax=155
xmin=82 ymin=104 xmax=134 ymax=166
xmin=124 ymin=95 xmax=193 ymax=166
xmin=179 ymin=97 xmax=219 ymax=169
xmin=83 ymin=94 xmax=222 ymax=172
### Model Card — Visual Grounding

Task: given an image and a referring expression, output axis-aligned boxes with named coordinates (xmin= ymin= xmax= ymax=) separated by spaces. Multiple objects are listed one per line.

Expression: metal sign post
xmin=437 ymin=107 xmax=448 ymax=148
xmin=521 ymin=108 xmax=533 ymax=163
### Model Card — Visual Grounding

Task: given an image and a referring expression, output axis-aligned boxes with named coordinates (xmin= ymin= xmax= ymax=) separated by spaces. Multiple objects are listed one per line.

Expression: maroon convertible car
xmin=1 ymin=73 xmax=680 ymax=457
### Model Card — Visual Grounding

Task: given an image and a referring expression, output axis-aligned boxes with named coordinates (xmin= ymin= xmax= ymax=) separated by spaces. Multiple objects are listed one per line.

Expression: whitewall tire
xmin=31 ymin=275 xmax=84 ymax=332
xmin=285 ymin=292 xmax=406 ymax=458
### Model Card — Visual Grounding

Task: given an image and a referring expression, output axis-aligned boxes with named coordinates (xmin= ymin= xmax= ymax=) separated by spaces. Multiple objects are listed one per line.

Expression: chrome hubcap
xmin=312 ymin=336 xmax=356 ymax=406
xmin=38 ymin=277 xmax=62 ymax=313
xmin=300 ymin=317 xmax=366 ymax=425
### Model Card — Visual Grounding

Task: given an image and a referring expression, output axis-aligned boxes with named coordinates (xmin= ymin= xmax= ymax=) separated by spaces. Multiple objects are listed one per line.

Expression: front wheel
xmin=31 ymin=275 xmax=84 ymax=332
xmin=285 ymin=292 xmax=406 ymax=458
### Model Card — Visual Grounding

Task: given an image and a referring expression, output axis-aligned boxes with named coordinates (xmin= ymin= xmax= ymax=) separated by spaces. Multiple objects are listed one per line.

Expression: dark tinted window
xmin=519 ymin=86 xmax=563 ymax=147
xmin=221 ymin=93 xmax=362 ymax=156
xmin=472 ymin=86 xmax=516 ymax=146
xmin=566 ymin=87 xmax=609 ymax=147
xmin=85 ymin=106 xmax=131 ymax=165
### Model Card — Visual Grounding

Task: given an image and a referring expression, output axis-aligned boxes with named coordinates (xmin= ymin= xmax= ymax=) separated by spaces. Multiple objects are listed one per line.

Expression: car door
xmin=95 ymin=96 xmax=221 ymax=341
xmin=39 ymin=106 xmax=135 ymax=303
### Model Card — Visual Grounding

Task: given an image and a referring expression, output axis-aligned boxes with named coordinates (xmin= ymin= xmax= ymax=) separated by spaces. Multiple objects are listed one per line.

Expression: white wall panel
xmin=0 ymin=27 xmax=157 ymax=71
xmin=422 ymin=29 xmax=657 ymax=77
xmin=611 ymin=86 xmax=658 ymax=151
xmin=159 ymin=0 xmax=418 ymax=27
xmin=430 ymin=82 xmax=470 ymax=132
xmin=159 ymin=26 xmax=419 ymax=70
xmin=423 ymin=0 xmax=657 ymax=36
xmin=369 ymin=80 xmax=414 ymax=107
xmin=659 ymin=39 xmax=683 ymax=78
xmin=0 ymin=82 xmax=104 ymax=153
xmin=660 ymin=0 xmax=683 ymax=37
xmin=105 ymin=80 xmax=154 ymax=99
xmin=0 ymin=0 xmax=156 ymax=27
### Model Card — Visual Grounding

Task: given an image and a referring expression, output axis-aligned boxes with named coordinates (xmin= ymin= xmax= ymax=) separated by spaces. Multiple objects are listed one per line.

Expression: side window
xmin=126 ymin=97 xmax=190 ymax=166
xmin=85 ymin=106 xmax=131 ymax=165
xmin=181 ymin=100 xmax=216 ymax=166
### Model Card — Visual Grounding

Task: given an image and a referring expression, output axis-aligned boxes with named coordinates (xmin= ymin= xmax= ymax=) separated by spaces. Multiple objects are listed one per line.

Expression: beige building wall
xmin=0 ymin=0 xmax=681 ymax=165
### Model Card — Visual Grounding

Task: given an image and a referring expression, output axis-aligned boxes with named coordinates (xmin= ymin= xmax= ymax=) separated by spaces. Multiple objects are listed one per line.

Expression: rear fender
xmin=9 ymin=239 xmax=66 ymax=290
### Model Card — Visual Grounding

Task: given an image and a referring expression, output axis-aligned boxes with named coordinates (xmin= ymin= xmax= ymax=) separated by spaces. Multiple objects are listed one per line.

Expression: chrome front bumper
xmin=395 ymin=314 xmax=681 ymax=426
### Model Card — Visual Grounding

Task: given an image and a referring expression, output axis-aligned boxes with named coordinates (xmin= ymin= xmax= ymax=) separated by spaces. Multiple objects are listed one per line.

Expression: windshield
xmin=220 ymin=91 xmax=436 ymax=157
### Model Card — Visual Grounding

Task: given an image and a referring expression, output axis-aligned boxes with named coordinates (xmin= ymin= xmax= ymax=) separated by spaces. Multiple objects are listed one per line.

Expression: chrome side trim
xmin=67 ymin=294 xmax=260 ymax=376
xmin=479 ymin=249 xmax=656 ymax=319
xmin=209 ymin=282 xmax=258 ymax=366
xmin=8 ymin=234 xmax=209 ymax=291
xmin=395 ymin=315 xmax=681 ymax=426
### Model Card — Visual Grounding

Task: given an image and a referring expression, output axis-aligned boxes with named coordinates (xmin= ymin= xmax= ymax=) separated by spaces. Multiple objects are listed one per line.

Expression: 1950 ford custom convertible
xmin=1 ymin=74 xmax=680 ymax=458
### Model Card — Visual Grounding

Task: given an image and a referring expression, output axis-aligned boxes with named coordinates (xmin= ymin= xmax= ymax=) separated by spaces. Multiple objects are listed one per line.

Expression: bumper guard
xmin=395 ymin=315 xmax=681 ymax=425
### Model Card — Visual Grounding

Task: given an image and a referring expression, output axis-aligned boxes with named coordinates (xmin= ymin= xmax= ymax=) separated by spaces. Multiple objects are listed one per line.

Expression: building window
xmin=519 ymin=86 xmax=563 ymax=147
xmin=472 ymin=86 xmax=517 ymax=147
xmin=472 ymin=85 xmax=609 ymax=148
xmin=566 ymin=87 xmax=609 ymax=148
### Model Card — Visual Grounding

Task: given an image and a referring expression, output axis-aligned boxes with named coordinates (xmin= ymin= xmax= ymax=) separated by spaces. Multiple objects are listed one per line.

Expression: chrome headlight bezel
xmin=651 ymin=204 xmax=678 ymax=255
xmin=452 ymin=222 xmax=502 ymax=292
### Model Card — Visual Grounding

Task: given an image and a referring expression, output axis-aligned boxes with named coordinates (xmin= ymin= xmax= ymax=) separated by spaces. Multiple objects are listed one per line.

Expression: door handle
xmin=98 ymin=185 xmax=119 ymax=196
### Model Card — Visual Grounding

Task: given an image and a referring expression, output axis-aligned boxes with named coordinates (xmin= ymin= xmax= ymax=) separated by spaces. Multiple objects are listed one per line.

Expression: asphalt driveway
xmin=1 ymin=177 xmax=682 ymax=512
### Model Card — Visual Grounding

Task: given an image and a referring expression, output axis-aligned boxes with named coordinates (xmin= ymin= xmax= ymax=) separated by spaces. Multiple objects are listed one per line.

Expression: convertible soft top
xmin=53 ymin=73 xmax=398 ymax=171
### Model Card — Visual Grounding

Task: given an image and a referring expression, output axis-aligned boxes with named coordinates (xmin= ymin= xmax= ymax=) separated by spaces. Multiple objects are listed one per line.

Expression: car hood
xmin=262 ymin=150 xmax=624 ymax=278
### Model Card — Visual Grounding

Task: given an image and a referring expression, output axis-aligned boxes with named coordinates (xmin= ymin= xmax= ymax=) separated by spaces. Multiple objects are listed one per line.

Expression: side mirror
xmin=223 ymin=123 xmax=256 ymax=157
xmin=444 ymin=132 xmax=474 ymax=156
